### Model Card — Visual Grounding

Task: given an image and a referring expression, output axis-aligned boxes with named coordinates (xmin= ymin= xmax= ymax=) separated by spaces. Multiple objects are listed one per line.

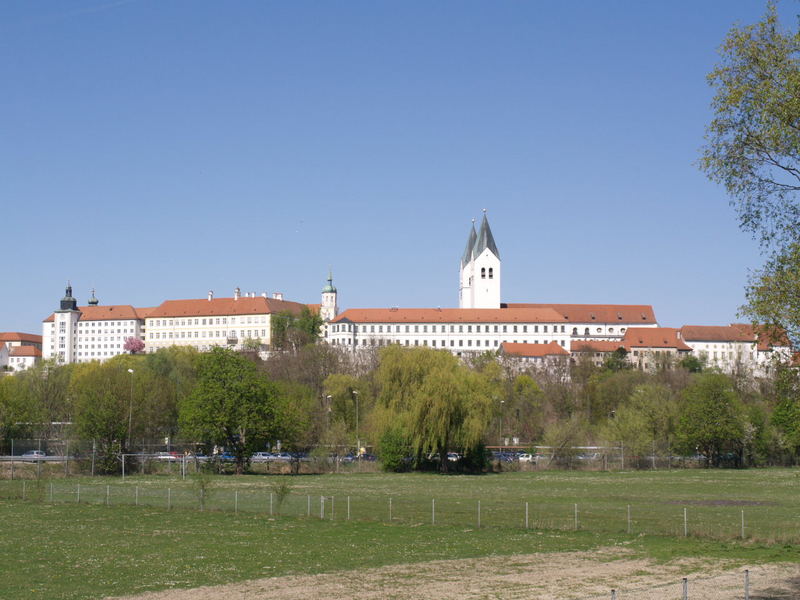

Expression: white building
xmin=0 ymin=332 xmax=43 ymax=373
xmin=680 ymin=324 xmax=791 ymax=376
xmin=42 ymin=285 xmax=150 ymax=364
xmin=144 ymin=288 xmax=307 ymax=353
xmin=327 ymin=213 xmax=659 ymax=354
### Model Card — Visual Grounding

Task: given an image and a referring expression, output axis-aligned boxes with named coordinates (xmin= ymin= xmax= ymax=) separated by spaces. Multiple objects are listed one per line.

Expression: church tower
xmin=459 ymin=221 xmax=477 ymax=308
xmin=459 ymin=211 xmax=500 ymax=309
xmin=54 ymin=282 xmax=81 ymax=364
xmin=320 ymin=270 xmax=339 ymax=322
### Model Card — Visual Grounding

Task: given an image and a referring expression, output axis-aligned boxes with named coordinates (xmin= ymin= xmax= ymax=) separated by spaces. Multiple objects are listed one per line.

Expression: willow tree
xmin=375 ymin=346 xmax=495 ymax=472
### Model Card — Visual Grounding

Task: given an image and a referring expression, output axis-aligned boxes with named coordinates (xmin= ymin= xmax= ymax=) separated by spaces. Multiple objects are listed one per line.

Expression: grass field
xmin=1 ymin=469 xmax=799 ymax=599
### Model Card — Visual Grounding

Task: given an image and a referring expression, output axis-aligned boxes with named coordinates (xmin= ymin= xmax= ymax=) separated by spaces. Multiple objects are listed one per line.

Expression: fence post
xmin=10 ymin=458 xmax=13 ymax=481
xmin=77 ymin=484 xmax=80 ymax=504
xmin=525 ymin=501 xmax=529 ymax=529
xmin=49 ymin=482 xmax=53 ymax=503
xmin=744 ymin=569 xmax=750 ymax=600
xmin=477 ymin=500 xmax=481 ymax=529
xmin=347 ymin=496 xmax=351 ymax=521
xmin=432 ymin=498 xmax=435 ymax=525
xmin=389 ymin=497 xmax=392 ymax=522
xmin=270 ymin=492 xmax=273 ymax=516
xmin=684 ymin=507 xmax=688 ymax=537
xmin=233 ymin=490 xmax=237 ymax=514
xmin=106 ymin=485 xmax=109 ymax=506
xmin=627 ymin=504 xmax=631 ymax=534
xmin=307 ymin=494 xmax=310 ymax=517
xmin=320 ymin=496 xmax=324 ymax=519
xmin=741 ymin=509 xmax=745 ymax=539
xmin=135 ymin=486 xmax=139 ymax=506
xmin=168 ymin=488 xmax=172 ymax=510
xmin=331 ymin=496 xmax=335 ymax=520
xmin=682 ymin=577 xmax=688 ymax=600
xmin=122 ymin=454 xmax=126 ymax=480
xmin=574 ymin=503 xmax=579 ymax=530
xmin=22 ymin=481 xmax=26 ymax=501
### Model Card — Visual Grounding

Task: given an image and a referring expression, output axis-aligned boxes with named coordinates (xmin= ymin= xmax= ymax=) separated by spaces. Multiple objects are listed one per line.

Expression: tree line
xmin=1 ymin=340 xmax=798 ymax=474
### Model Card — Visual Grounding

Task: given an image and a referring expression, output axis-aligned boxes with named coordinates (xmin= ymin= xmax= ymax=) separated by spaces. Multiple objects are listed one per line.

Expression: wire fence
xmin=1 ymin=479 xmax=797 ymax=546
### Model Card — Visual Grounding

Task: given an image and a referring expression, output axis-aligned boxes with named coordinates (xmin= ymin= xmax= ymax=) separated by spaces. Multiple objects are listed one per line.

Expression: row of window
xmin=332 ymin=323 xmax=569 ymax=334
xmin=149 ymin=316 xmax=267 ymax=327
xmin=332 ymin=338 xmax=566 ymax=349
xmin=149 ymin=330 xmax=266 ymax=340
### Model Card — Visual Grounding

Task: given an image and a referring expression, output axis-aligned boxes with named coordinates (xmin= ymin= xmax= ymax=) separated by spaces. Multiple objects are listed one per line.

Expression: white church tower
xmin=459 ymin=211 xmax=501 ymax=309
xmin=320 ymin=270 xmax=339 ymax=322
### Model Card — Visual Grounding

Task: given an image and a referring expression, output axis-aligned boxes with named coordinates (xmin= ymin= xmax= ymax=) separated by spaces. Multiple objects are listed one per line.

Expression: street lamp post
xmin=127 ymin=368 xmax=134 ymax=450
xmin=352 ymin=390 xmax=359 ymax=456
xmin=499 ymin=400 xmax=505 ymax=448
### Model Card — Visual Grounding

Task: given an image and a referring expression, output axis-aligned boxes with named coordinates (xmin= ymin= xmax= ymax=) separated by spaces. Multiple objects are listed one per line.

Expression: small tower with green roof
xmin=321 ymin=270 xmax=339 ymax=322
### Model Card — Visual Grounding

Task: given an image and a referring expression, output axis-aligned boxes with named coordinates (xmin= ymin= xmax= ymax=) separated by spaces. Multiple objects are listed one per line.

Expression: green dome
xmin=322 ymin=271 xmax=336 ymax=294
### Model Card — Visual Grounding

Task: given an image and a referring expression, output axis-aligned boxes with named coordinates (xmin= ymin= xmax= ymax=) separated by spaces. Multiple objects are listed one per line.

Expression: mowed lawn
xmin=1 ymin=469 xmax=799 ymax=599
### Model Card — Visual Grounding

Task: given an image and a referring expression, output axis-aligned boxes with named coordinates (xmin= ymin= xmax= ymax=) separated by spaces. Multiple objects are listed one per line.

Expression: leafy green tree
xmin=679 ymin=354 xmax=705 ymax=373
xmin=70 ymin=361 xmax=133 ymax=473
xmin=378 ymin=426 xmax=409 ymax=472
xmin=701 ymin=4 xmax=800 ymax=345
xmin=602 ymin=383 xmax=678 ymax=461
xmin=271 ymin=307 xmax=324 ymax=351
xmin=741 ymin=243 xmax=800 ymax=345
xmin=675 ymin=373 xmax=747 ymax=467
xmin=179 ymin=347 xmax=290 ymax=474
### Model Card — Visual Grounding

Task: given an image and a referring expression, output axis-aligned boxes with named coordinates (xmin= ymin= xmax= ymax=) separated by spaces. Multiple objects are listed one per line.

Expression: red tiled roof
xmin=9 ymin=346 xmax=41 ymax=357
xmin=146 ymin=296 xmax=306 ymax=319
xmin=623 ymin=327 xmax=693 ymax=351
xmin=0 ymin=332 xmax=43 ymax=343
xmin=570 ymin=340 xmax=624 ymax=353
xmin=503 ymin=303 xmax=657 ymax=324
xmin=730 ymin=323 xmax=791 ymax=351
xmin=680 ymin=325 xmax=754 ymax=343
xmin=306 ymin=304 xmax=321 ymax=314
xmin=501 ymin=342 xmax=569 ymax=357
xmin=136 ymin=307 xmax=157 ymax=319
xmin=331 ymin=307 xmax=566 ymax=324
xmin=43 ymin=305 xmax=146 ymax=322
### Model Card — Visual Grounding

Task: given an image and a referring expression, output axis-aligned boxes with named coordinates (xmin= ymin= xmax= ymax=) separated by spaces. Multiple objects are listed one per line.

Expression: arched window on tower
xmin=488 ymin=268 xmax=493 ymax=279
xmin=481 ymin=267 xmax=486 ymax=279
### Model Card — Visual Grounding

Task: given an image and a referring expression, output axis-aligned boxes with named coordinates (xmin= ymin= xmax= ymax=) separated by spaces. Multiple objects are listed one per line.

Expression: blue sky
xmin=1 ymin=1 xmax=791 ymax=333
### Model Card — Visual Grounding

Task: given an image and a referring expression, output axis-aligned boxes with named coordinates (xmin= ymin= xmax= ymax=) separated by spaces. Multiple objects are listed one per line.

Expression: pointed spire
xmin=473 ymin=209 xmax=499 ymax=259
xmin=461 ymin=219 xmax=478 ymax=266
xmin=322 ymin=268 xmax=337 ymax=293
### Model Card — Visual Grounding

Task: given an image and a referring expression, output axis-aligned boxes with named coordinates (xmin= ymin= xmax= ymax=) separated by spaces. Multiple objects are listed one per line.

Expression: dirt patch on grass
xmin=107 ymin=547 xmax=799 ymax=600
xmin=665 ymin=499 xmax=779 ymax=506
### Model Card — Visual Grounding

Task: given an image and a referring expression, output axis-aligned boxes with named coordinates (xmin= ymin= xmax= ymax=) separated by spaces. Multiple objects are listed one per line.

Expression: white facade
xmin=460 ymin=212 xmax=501 ymax=309
xmin=144 ymin=290 xmax=307 ymax=353
xmin=328 ymin=310 xmax=572 ymax=353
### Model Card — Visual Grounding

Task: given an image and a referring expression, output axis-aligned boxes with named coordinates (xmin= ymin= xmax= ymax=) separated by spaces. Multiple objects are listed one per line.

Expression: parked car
xmin=250 ymin=452 xmax=272 ymax=462
xmin=155 ymin=451 xmax=180 ymax=462
xmin=447 ymin=452 xmax=461 ymax=462
xmin=21 ymin=450 xmax=46 ymax=462
xmin=519 ymin=453 xmax=535 ymax=463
